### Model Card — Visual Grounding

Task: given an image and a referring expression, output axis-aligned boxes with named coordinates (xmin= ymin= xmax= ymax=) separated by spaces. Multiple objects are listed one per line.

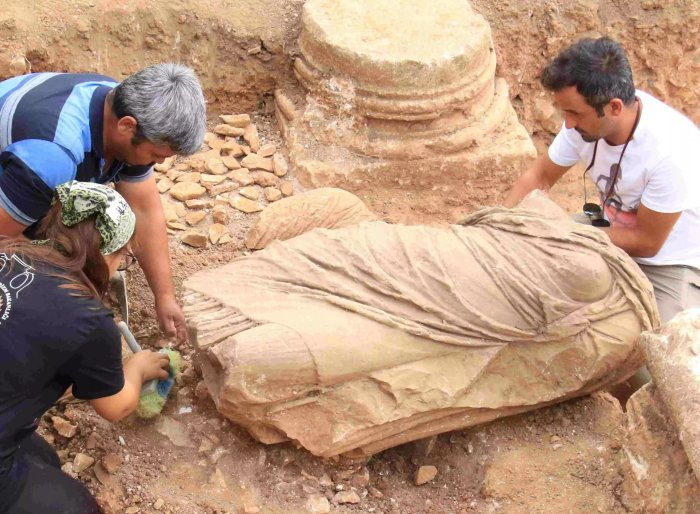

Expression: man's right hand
xmin=503 ymin=154 xmax=571 ymax=208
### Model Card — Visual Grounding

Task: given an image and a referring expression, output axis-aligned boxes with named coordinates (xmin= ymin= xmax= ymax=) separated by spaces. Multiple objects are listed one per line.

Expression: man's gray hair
xmin=112 ymin=63 xmax=207 ymax=155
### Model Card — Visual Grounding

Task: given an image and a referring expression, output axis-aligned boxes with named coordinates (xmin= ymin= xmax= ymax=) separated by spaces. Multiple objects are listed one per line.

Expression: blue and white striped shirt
xmin=0 ymin=73 xmax=152 ymax=226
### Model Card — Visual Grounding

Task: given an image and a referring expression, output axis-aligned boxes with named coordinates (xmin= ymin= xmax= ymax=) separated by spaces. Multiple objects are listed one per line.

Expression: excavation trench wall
xmin=1 ymin=0 xmax=697 ymax=132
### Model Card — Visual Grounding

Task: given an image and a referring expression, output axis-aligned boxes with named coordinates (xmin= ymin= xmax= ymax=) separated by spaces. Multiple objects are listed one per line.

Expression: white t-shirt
xmin=549 ymin=90 xmax=700 ymax=268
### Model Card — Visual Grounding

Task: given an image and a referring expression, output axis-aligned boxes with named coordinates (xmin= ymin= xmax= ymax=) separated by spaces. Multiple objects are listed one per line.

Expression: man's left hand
xmin=155 ymin=294 xmax=187 ymax=344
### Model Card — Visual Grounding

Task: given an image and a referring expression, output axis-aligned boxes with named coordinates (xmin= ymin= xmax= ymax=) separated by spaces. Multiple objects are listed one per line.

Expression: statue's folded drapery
xmin=183 ymin=192 xmax=658 ymax=457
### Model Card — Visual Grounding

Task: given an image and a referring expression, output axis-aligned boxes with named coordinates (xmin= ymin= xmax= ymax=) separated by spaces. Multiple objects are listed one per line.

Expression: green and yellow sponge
xmin=136 ymin=348 xmax=182 ymax=419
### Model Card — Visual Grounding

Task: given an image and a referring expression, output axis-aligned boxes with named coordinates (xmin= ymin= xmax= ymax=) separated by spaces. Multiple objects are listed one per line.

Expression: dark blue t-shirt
xmin=0 ymin=251 xmax=124 ymax=508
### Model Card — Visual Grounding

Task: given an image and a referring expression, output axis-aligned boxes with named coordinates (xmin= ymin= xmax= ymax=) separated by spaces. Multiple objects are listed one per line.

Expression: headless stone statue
xmin=183 ymin=192 xmax=658 ymax=457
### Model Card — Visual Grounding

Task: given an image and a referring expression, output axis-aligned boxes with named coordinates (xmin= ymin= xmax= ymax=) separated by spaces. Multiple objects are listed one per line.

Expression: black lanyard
xmin=584 ymin=96 xmax=643 ymax=205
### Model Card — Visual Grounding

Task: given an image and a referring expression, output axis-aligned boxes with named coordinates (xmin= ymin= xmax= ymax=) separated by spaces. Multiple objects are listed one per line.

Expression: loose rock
xmin=264 ymin=187 xmax=282 ymax=202
xmin=279 ymin=181 xmax=294 ymax=196
xmin=242 ymin=155 xmax=273 ymax=172
xmin=212 ymin=205 xmax=229 ymax=224
xmin=243 ymin=124 xmax=261 ymax=152
xmin=182 ymin=232 xmax=208 ymax=248
xmin=333 ymin=490 xmax=361 ymax=504
xmin=222 ymin=140 xmax=245 ymax=157
xmin=157 ymin=178 xmax=174 ymax=193
xmin=200 ymin=174 xmax=227 ymax=186
xmin=205 ymin=158 xmax=228 ymax=175
xmin=305 ymin=494 xmax=331 ymax=513
xmin=257 ymin=143 xmax=276 ymax=158
xmin=252 ymin=171 xmax=278 ymax=187
xmin=154 ymin=157 xmax=174 ymax=172
xmin=73 ymin=453 xmax=95 ymax=473
xmin=240 ymin=187 xmax=261 ymax=201
xmin=175 ymin=172 xmax=201 ymax=183
xmin=221 ymin=156 xmax=241 ymax=170
xmin=414 ymin=465 xmax=438 ymax=485
xmin=208 ymin=138 xmax=225 ymax=151
xmin=52 ymin=416 xmax=78 ymax=438
xmin=230 ymin=196 xmax=264 ymax=214
xmin=209 ymin=224 xmax=228 ymax=244
xmin=166 ymin=221 xmax=188 ymax=231
xmin=214 ymin=124 xmax=245 ymax=137
xmin=229 ymin=168 xmax=254 ymax=186
xmin=102 ymin=453 xmax=124 ymax=474
xmin=272 ymin=153 xmax=288 ymax=177
xmin=219 ymin=113 xmax=251 ymax=127
xmin=186 ymin=211 xmax=206 ymax=226
xmin=169 ymin=182 xmax=206 ymax=202
xmin=208 ymin=182 xmax=238 ymax=196
xmin=185 ymin=199 xmax=212 ymax=210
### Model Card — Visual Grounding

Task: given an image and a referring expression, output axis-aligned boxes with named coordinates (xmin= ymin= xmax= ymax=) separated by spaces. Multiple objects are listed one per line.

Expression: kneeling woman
xmin=0 ymin=182 xmax=170 ymax=513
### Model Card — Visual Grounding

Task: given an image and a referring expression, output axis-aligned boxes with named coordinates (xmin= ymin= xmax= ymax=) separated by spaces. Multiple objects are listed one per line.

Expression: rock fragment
xmin=257 ymin=143 xmax=276 ymax=158
xmin=221 ymin=156 xmax=241 ymax=170
xmin=219 ymin=114 xmax=251 ymax=127
xmin=186 ymin=211 xmax=206 ymax=226
xmin=209 ymin=224 xmax=228 ymax=244
xmin=333 ymin=490 xmax=361 ymax=504
xmin=205 ymin=158 xmax=228 ymax=175
xmin=414 ymin=465 xmax=438 ymax=485
xmin=167 ymin=221 xmax=188 ymax=231
xmin=212 ymin=205 xmax=229 ymax=224
xmin=272 ymin=153 xmax=288 ymax=177
xmin=169 ymin=182 xmax=206 ymax=201
xmin=243 ymin=124 xmax=261 ymax=152
xmin=157 ymin=178 xmax=174 ymax=193
xmin=279 ymin=181 xmax=294 ymax=196
xmin=305 ymin=495 xmax=331 ymax=513
xmin=52 ymin=416 xmax=78 ymax=438
xmin=230 ymin=196 xmax=264 ymax=214
xmin=182 ymin=232 xmax=208 ymax=248
xmin=240 ymin=187 xmax=260 ymax=201
xmin=252 ymin=171 xmax=277 ymax=187
xmin=264 ymin=187 xmax=282 ymax=202
xmin=186 ymin=199 xmax=212 ymax=210
xmin=241 ymin=154 xmax=273 ymax=172
xmin=73 ymin=453 xmax=95 ymax=473
xmin=229 ymin=169 xmax=254 ymax=186
xmin=214 ymin=124 xmax=245 ymax=137
xmin=222 ymin=140 xmax=245 ymax=157
xmin=102 ymin=453 xmax=124 ymax=474
xmin=175 ymin=172 xmax=201 ymax=183
xmin=200 ymin=174 xmax=227 ymax=186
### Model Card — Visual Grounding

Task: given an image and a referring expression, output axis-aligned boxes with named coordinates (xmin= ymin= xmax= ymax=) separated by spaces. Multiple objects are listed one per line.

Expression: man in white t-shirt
xmin=505 ymin=37 xmax=700 ymax=323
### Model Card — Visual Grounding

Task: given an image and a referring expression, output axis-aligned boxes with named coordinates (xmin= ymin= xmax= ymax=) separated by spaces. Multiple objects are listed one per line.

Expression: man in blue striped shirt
xmin=0 ymin=63 xmax=207 ymax=343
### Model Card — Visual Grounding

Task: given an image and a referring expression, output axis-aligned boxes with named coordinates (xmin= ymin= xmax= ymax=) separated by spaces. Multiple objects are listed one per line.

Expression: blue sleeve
xmin=0 ymin=140 xmax=77 ymax=224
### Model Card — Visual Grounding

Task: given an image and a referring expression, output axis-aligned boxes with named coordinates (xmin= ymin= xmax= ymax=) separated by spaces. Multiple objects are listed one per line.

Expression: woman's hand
xmin=128 ymin=350 xmax=170 ymax=382
xmin=90 ymin=350 xmax=170 ymax=422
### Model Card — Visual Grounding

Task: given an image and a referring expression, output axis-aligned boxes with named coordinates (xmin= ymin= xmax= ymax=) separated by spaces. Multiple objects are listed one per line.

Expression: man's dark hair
xmin=540 ymin=37 xmax=636 ymax=116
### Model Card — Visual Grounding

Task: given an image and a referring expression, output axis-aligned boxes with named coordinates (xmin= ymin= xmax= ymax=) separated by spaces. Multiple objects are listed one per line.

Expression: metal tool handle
xmin=117 ymin=321 xmax=142 ymax=354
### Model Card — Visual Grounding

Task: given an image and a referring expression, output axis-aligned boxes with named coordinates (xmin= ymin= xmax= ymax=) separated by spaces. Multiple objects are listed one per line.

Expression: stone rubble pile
xmin=155 ymin=113 xmax=293 ymax=249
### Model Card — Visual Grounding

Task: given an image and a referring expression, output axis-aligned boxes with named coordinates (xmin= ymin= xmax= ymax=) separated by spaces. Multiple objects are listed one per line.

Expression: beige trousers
xmin=637 ymin=264 xmax=700 ymax=323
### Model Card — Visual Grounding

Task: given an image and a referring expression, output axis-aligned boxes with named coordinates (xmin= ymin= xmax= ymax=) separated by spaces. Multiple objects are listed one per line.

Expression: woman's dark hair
xmin=540 ymin=37 xmax=636 ymax=116
xmin=0 ymin=201 xmax=110 ymax=299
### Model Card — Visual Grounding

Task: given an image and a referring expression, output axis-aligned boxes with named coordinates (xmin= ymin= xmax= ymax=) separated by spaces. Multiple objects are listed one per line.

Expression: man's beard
xmin=576 ymin=128 xmax=598 ymax=143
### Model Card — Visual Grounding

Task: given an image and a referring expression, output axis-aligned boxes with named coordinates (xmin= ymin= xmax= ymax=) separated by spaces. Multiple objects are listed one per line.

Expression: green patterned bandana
xmin=55 ymin=181 xmax=136 ymax=255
